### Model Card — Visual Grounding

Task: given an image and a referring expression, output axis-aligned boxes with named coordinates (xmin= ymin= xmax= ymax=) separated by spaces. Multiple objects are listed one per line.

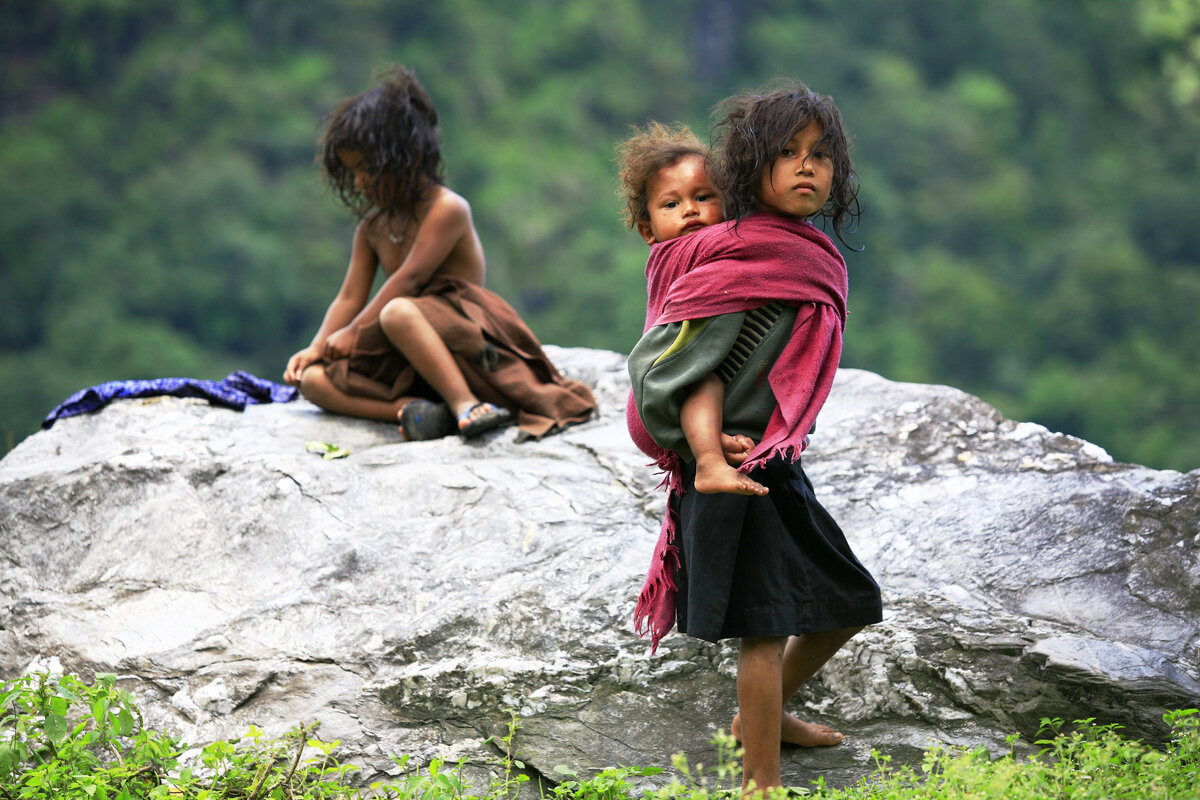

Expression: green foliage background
xmin=2 ymin=0 xmax=1199 ymax=470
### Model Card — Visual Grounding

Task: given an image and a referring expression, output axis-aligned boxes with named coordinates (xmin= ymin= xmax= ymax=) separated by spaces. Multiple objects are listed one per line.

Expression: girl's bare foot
xmin=731 ymin=711 xmax=844 ymax=747
xmin=694 ymin=460 xmax=769 ymax=495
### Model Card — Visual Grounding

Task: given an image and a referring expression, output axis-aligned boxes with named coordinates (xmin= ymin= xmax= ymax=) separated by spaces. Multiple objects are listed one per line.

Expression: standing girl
xmin=284 ymin=66 xmax=595 ymax=440
xmin=627 ymin=82 xmax=881 ymax=794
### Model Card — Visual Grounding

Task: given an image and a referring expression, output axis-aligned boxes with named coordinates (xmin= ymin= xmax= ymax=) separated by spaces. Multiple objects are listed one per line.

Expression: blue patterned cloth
xmin=42 ymin=371 xmax=298 ymax=429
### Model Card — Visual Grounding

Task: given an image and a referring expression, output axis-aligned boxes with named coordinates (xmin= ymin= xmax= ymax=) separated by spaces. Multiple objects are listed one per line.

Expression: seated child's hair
xmin=319 ymin=65 xmax=444 ymax=219
xmin=711 ymin=80 xmax=861 ymax=243
xmin=615 ymin=122 xmax=708 ymax=230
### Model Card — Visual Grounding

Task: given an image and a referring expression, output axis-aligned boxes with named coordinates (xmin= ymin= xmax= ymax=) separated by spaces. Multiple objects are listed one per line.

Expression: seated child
xmin=283 ymin=66 xmax=595 ymax=440
xmin=616 ymin=122 xmax=767 ymax=495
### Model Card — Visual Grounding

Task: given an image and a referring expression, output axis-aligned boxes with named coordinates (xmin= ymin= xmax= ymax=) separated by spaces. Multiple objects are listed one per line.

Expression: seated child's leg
xmin=681 ymin=374 xmax=768 ymax=496
xmin=298 ymin=364 xmax=410 ymax=421
xmin=378 ymin=298 xmax=508 ymax=435
xmin=737 ymin=636 xmax=786 ymax=794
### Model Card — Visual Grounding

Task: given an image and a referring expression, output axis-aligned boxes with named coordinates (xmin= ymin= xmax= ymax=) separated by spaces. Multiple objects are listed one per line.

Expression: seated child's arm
xmin=284 ymin=220 xmax=378 ymax=382
xmin=336 ymin=191 xmax=474 ymax=342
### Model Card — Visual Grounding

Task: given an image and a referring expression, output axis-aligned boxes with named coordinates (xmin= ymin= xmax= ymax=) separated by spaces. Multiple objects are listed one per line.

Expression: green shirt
xmin=627 ymin=302 xmax=797 ymax=461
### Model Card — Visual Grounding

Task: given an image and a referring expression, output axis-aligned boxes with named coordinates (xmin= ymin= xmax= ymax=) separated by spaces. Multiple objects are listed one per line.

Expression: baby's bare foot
xmin=731 ymin=712 xmax=844 ymax=747
xmin=694 ymin=462 xmax=768 ymax=496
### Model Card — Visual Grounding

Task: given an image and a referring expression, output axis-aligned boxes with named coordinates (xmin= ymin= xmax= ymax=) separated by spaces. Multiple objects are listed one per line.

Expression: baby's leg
xmin=737 ymin=636 xmax=786 ymax=795
xmin=682 ymin=374 xmax=767 ymax=495
xmin=378 ymin=298 xmax=506 ymax=434
xmin=298 ymin=364 xmax=410 ymax=421
xmin=731 ymin=626 xmax=863 ymax=746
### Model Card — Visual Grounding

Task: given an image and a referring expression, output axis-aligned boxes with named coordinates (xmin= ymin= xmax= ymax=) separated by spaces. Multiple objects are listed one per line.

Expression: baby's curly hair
xmin=614 ymin=122 xmax=708 ymax=229
xmin=319 ymin=65 xmax=444 ymax=219
xmin=710 ymin=80 xmax=861 ymax=245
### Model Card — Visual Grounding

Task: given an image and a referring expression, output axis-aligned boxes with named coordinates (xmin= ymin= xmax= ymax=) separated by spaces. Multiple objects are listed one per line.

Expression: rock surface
xmin=2 ymin=346 xmax=1198 ymax=790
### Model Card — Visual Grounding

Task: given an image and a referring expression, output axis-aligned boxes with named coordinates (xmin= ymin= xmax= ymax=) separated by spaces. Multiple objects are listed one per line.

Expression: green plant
xmin=0 ymin=672 xmax=363 ymax=799
xmin=0 ymin=671 xmax=180 ymax=799
xmin=5 ymin=672 xmax=1198 ymax=800
xmin=823 ymin=709 xmax=1200 ymax=800
xmin=646 ymin=729 xmax=757 ymax=799
xmin=547 ymin=763 xmax=664 ymax=800
xmin=368 ymin=752 xmax=472 ymax=800
xmin=479 ymin=709 xmax=530 ymax=800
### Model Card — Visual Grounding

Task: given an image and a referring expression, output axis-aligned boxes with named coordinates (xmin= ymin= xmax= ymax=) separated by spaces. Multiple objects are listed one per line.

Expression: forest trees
xmin=2 ymin=0 xmax=1198 ymax=470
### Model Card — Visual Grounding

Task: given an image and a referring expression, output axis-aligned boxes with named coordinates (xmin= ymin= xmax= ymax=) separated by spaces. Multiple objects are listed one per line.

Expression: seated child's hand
xmin=721 ymin=433 xmax=755 ymax=466
xmin=284 ymin=345 xmax=321 ymax=385
xmin=322 ymin=326 xmax=357 ymax=361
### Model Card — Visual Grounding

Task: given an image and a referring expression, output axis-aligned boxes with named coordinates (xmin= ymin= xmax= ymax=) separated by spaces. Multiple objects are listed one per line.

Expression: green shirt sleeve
xmin=627 ymin=303 xmax=797 ymax=461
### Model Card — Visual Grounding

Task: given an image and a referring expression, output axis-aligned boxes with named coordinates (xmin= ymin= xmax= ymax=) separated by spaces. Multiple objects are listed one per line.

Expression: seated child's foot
xmin=694 ymin=461 xmax=768 ymax=496
xmin=731 ymin=712 xmax=844 ymax=747
xmin=456 ymin=401 xmax=513 ymax=438
xmin=399 ymin=399 xmax=456 ymax=441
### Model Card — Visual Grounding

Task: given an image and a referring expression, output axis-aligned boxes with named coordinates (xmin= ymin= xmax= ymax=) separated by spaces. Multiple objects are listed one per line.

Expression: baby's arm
xmin=284 ymin=221 xmax=378 ymax=383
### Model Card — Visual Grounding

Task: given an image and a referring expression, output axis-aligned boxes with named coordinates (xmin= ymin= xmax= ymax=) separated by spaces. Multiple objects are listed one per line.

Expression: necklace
xmin=388 ymin=231 xmax=406 ymax=245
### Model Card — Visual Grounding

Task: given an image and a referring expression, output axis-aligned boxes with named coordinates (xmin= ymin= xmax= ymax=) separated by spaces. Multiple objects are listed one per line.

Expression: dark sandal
xmin=456 ymin=402 xmax=512 ymax=438
xmin=400 ymin=400 xmax=456 ymax=441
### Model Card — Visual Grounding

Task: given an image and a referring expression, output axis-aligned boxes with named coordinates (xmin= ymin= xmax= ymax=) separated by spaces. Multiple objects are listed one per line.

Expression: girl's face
xmin=337 ymin=148 xmax=372 ymax=193
xmin=638 ymin=155 xmax=723 ymax=244
xmin=757 ymin=121 xmax=832 ymax=219
xmin=337 ymin=147 xmax=395 ymax=205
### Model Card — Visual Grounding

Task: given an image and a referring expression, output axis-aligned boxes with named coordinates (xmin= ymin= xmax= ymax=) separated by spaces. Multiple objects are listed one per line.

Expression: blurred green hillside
xmin=3 ymin=0 xmax=1199 ymax=470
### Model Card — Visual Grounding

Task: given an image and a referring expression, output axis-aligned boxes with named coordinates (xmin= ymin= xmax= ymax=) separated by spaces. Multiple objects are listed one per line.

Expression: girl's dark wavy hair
xmin=710 ymin=80 xmax=861 ymax=246
xmin=319 ymin=65 xmax=444 ymax=219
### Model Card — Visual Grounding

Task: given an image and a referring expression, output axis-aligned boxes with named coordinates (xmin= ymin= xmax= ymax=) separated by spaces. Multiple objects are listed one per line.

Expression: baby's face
xmin=639 ymin=155 xmax=723 ymax=244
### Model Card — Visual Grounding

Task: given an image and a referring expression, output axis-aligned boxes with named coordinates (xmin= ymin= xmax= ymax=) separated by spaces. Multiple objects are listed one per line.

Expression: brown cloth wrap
xmin=324 ymin=276 xmax=596 ymax=439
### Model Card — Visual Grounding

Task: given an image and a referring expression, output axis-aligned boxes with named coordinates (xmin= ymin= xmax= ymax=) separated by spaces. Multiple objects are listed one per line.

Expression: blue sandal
xmin=457 ymin=402 xmax=512 ymax=438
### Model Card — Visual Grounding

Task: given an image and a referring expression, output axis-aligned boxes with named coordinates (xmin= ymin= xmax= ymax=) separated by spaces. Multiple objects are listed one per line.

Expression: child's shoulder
xmin=426 ymin=184 xmax=472 ymax=216
xmin=407 ymin=185 xmax=475 ymax=237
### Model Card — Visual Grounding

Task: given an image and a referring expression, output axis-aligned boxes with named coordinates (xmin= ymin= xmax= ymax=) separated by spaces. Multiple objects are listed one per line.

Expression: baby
xmin=617 ymin=122 xmax=768 ymax=495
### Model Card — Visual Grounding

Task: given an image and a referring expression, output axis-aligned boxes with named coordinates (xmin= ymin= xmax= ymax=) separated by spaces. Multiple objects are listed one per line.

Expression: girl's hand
xmin=722 ymin=433 xmax=756 ymax=466
xmin=322 ymin=326 xmax=357 ymax=361
xmin=284 ymin=345 xmax=321 ymax=385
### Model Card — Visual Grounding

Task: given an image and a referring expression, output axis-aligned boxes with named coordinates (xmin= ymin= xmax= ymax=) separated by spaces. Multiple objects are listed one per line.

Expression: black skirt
xmin=674 ymin=456 xmax=882 ymax=642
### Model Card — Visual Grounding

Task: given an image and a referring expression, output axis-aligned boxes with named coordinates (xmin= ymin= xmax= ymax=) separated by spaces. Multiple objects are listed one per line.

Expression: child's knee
xmin=379 ymin=298 xmax=420 ymax=334
xmin=298 ymin=364 xmax=331 ymax=405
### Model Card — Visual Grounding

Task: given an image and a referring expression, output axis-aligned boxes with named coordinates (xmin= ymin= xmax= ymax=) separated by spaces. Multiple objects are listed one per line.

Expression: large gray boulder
xmin=2 ymin=346 xmax=1197 ymax=790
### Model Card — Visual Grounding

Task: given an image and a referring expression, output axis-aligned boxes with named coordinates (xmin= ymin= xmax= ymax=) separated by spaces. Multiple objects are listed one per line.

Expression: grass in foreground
xmin=1 ymin=672 xmax=1197 ymax=799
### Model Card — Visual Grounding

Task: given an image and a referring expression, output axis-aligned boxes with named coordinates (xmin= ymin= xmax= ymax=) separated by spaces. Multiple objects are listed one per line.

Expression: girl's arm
xmin=283 ymin=221 xmax=377 ymax=383
xmin=350 ymin=192 xmax=472 ymax=324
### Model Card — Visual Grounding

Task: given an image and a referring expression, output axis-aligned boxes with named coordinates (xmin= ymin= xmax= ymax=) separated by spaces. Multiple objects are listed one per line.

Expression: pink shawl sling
xmin=626 ymin=212 xmax=849 ymax=652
